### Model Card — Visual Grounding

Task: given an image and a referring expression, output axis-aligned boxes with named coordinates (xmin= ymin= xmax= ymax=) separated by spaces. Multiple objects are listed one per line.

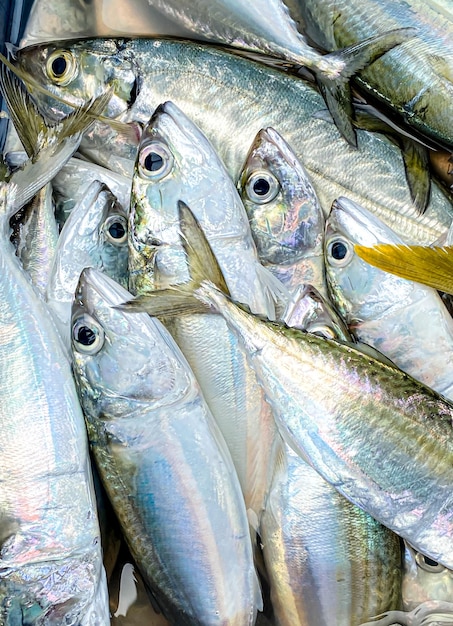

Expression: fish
xmin=354 ymin=243 xmax=453 ymax=296
xmin=129 ymin=100 xmax=278 ymax=315
xmin=11 ymin=182 xmax=59 ymax=298
xmin=289 ymin=0 xmax=453 ymax=151
xmin=127 ymin=103 xmax=282 ymax=523
xmin=46 ymin=179 xmax=129 ymax=347
xmin=238 ymin=126 xmax=328 ymax=299
xmin=260 ymin=443 xmax=402 ymax=625
xmin=324 ymin=196 xmax=453 ymax=401
xmin=14 ymin=37 xmax=453 ymax=243
xmin=190 ymin=277 xmax=453 ymax=570
xmin=71 ymin=266 xmax=262 ymax=625
xmin=0 ymin=184 xmax=109 ymax=624
xmin=402 ymin=542 xmax=453 ymax=611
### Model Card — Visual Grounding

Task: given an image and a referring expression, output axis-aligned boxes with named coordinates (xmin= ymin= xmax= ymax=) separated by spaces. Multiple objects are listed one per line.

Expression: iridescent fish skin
xmin=0 ymin=186 xmax=109 ymax=624
xmin=258 ymin=282 xmax=402 ymax=625
xmin=13 ymin=182 xmax=59 ymax=298
xmin=47 ymin=179 xmax=129 ymax=347
xmin=238 ymin=127 xmax=327 ymax=298
xmin=290 ymin=0 xmax=453 ymax=150
xmin=325 ymin=196 xmax=453 ymax=401
xmin=194 ymin=280 xmax=453 ymax=570
xmin=71 ymin=267 xmax=262 ymax=626
xmin=261 ymin=444 xmax=402 ymax=626
xmin=15 ymin=38 xmax=453 ymax=243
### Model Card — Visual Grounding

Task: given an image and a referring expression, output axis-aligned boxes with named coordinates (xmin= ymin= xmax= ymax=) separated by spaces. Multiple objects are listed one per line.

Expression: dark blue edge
xmin=0 ymin=0 xmax=35 ymax=151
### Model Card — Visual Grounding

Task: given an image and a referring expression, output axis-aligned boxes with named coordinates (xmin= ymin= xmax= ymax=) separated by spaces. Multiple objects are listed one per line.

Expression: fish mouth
xmin=328 ymin=196 xmax=403 ymax=246
xmin=74 ymin=267 xmax=132 ymax=316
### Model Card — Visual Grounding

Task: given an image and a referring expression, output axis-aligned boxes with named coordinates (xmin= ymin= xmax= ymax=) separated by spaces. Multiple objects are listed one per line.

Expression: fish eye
xmin=245 ymin=171 xmax=280 ymax=204
xmin=72 ymin=315 xmax=105 ymax=355
xmin=415 ymin=552 xmax=445 ymax=573
xmin=138 ymin=142 xmax=173 ymax=180
xmin=103 ymin=215 xmax=128 ymax=245
xmin=306 ymin=322 xmax=337 ymax=340
xmin=326 ymin=237 xmax=354 ymax=267
xmin=46 ymin=50 xmax=78 ymax=85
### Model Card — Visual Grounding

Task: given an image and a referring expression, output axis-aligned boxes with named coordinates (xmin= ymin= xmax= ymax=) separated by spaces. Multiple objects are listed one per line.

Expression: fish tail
xmin=315 ymin=27 xmax=417 ymax=146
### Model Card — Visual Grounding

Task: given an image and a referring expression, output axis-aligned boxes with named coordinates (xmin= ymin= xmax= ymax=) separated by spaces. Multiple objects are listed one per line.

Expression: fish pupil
xmin=108 ymin=221 xmax=126 ymax=239
xmin=424 ymin=556 xmax=439 ymax=567
xmin=144 ymin=152 xmax=164 ymax=172
xmin=77 ymin=326 xmax=96 ymax=346
xmin=253 ymin=178 xmax=270 ymax=196
xmin=331 ymin=241 xmax=347 ymax=260
xmin=51 ymin=56 xmax=67 ymax=77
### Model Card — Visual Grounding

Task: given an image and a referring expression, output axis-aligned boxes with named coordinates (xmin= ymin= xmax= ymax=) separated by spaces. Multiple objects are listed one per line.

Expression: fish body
xmin=292 ymin=0 xmax=453 ymax=150
xmin=325 ymin=196 xmax=453 ymax=401
xmin=0 ymin=186 xmax=109 ymax=624
xmin=15 ymin=38 xmax=453 ymax=244
xmin=261 ymin=444 xmax=402 ymax=625
xmin=12 ymin=183 xmax=59 ymax=298
xmin=47 ymin=179 xmax=129 ymax=347
xmin=194 ymin=280 xmax=453 ymax=570
xmin=238 ymin=127 xmax=327 ymax=298
xmin=71 ymin=267 xmax=262 ymax=625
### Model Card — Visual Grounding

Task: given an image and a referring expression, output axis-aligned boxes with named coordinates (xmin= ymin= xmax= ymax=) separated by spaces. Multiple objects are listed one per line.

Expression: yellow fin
xmin=354 ymin=243 xmax=453 ymax=294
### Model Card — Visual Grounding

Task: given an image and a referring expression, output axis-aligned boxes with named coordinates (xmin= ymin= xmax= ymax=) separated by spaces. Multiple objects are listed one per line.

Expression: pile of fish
xmin=3 ymin=0 xmax=453 ymax=624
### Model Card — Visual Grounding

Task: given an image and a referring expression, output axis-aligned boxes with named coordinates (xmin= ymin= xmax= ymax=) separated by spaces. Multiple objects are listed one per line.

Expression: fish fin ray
xmin=354 ymin=244 xmax=453 ymax=295
xmin=0 ymin=63 xmax=46 ymax=158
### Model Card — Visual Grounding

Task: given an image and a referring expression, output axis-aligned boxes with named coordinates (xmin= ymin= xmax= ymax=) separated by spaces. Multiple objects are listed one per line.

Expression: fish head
xmin=324 ymin=196 xmax=412 ymax=325
xmin=239 ymin=126 xmax=324 ymax=267
xmin=283 ymin=283 xmax=352 ymax=340
xmin=129 ymin=100 xmax=213 ymax=293
xmin=15 ymin=39 xmax=137 ymax=121
xmin=47 ymin=180 xmax=129 ymax=345
xmin=71 ymin=267 xmax=191 ymax=419
xmin=402 ymin=541 xmax=453 ymax=611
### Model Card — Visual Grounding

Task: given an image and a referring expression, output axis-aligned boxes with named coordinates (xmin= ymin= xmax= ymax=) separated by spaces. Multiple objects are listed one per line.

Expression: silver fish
xmin=325 ymin=196 xmax=453 ymax=402
xmin=129 ymin=105 xmax=279 ymax=523
xmin=193 ymin=279 xmax=453 ymax=570
xmin=12 ymin=182 xmax=59 ymax=298
xmin=289 ymin=0 xmax=453 ymax=150
xmin=0 ymin=185 xmax=109 ymax=624
xmin=47 ymin=179 xmax=129 ymax=347
xmin=71 ymin=267 xmax=262 ymax=625
xmin=261 ymin=443 xmax=402 ymax=625
xmin=15 ymin=38 xmax=453 ymax=243
xmin=402 ymin=542 xmax=453 ymax=611
xmin=238 ymin=127 xmax=327 ymax=299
